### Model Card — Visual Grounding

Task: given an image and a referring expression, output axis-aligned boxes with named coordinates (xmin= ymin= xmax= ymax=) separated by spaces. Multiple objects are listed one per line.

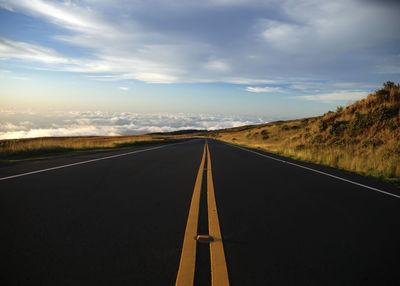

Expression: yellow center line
xmin=175 ymin=143 xmax=206 ymax=286
xmin=176 ymin=142 xmax=230 ymax=285
xmin=207 ymin=143 xmax=230 ymax=286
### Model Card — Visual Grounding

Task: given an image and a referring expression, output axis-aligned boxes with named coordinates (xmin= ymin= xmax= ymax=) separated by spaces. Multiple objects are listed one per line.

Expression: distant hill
xmin=149 ymin=129 xmax=206 ymax=135
xmin=208 ymin=82 xmax=400 ymax=184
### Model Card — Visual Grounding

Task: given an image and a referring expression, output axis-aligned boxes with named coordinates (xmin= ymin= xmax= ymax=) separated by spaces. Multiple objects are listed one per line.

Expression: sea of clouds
xmin=0 ymin=111 xmax=268 ymax=140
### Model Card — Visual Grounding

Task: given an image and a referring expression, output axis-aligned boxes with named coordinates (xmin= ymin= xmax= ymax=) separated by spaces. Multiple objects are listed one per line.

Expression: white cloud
xmin=261 ymin=20 xmax=303 ymax=51
xmin=246 ymin=86 xmax=283 ymax=93
xmin=204 ymin=60 xmax=231 ymax=72
xmin=290 ymin=81 xmax=377 ymax=92
xmin=119 ymin=86 xmax=129 ymax=91
xmin=222 ymin=78 xmax=280 ymax=85
xmin=209 ymin=0 xmax=251 ymax=5
xmin=0 ymin=37 xmax=68 ymax=64
xmin=0 ymin=111 xmax=267 ymax=139
xmin=298 ymin=90 xmax=369 ymax=102
xmin=0 ymin=36 xmax=182 ymax=83
xmin=0 ymin=0 xmax=110 ymax=33
xmin=0 ymin=126 xmax=120 ymax=139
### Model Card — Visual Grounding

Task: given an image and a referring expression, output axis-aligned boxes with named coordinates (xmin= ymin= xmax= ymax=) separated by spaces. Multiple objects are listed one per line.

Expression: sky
xmin=0 ymin=0 xmax=399 ymax=139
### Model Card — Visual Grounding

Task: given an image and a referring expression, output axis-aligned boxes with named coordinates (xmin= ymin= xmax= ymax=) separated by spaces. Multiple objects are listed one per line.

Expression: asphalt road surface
xmin=1 ymin=139 xmax=399 ymax=285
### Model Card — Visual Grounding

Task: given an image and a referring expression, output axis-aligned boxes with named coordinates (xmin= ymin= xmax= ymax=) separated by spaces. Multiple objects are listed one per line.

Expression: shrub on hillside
xmin=281 ymin=125 xmax=290 ymax=131
xmin=319 ymin=120 xmax=328 ymax=132
xmin=330 ymin=120 xmax=349 ymax=136
xmin=348 ymin=111 xmax=373 ymax=133
xmin=261 ymin=129 xmax=269 ymax=140
xmin=372 ymin=105 xmax=398 ymax=123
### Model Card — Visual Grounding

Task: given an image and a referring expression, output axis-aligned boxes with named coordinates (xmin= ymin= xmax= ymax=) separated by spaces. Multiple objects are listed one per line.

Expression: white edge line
xmin=0 ymin=140 xmax=196 ymax=181
xmin=223 ymin=142 xmax=400 ymax=199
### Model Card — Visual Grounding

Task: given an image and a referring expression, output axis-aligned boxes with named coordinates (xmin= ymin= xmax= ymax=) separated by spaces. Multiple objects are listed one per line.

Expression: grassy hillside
xmin=210 ymin=82 xmax=400 ymax=184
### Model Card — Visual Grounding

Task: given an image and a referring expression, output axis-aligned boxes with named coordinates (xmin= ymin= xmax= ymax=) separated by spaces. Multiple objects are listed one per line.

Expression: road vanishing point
xmin=1 ymin=139 xmax=399 ymax=285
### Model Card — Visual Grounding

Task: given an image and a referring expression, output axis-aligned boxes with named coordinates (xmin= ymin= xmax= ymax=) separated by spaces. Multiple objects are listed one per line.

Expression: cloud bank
xmin=0 ymin=111 xmax=267 ymax=139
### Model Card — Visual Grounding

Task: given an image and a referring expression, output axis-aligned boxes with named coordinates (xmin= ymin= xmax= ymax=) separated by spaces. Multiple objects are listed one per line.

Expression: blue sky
xmin=0 ymin=0 xmax=399 ymax=138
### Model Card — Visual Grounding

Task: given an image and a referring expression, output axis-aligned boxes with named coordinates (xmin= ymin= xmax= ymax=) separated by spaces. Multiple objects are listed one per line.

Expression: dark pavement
xmin=1 ymin=139 xmax=399 ymax=285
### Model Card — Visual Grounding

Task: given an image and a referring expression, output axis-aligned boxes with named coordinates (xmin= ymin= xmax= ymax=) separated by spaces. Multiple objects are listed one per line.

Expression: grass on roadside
xmin=207 ymin=82 xmax=400 ymax=186
xmin=0 ymin=135 xmax=170 ymax=162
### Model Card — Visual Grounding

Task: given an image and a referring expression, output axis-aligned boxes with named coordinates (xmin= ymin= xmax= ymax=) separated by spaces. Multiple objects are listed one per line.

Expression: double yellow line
xmin=176 ymin=142 xmax=229 ymax=286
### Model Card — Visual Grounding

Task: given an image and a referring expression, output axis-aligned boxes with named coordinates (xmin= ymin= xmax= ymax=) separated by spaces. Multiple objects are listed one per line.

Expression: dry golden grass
xmin=0 ymin=135 xmax=177 ymax=160
xmin=210 ymin=82 xmax=400 ymax=183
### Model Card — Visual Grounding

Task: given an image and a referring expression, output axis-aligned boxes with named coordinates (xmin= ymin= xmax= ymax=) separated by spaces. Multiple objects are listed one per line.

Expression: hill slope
xmin=210 ymin=82 xmax=400 ymax=183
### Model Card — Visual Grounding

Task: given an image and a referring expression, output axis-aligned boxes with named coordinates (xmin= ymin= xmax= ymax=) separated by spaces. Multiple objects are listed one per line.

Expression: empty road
xmin=1 ymin=139 xmax=399 ymax=285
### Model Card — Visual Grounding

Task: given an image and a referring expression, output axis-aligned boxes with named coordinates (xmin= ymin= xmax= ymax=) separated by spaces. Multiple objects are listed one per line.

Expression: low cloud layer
xmin=0 ymin=111 xmax=267 ymax=140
